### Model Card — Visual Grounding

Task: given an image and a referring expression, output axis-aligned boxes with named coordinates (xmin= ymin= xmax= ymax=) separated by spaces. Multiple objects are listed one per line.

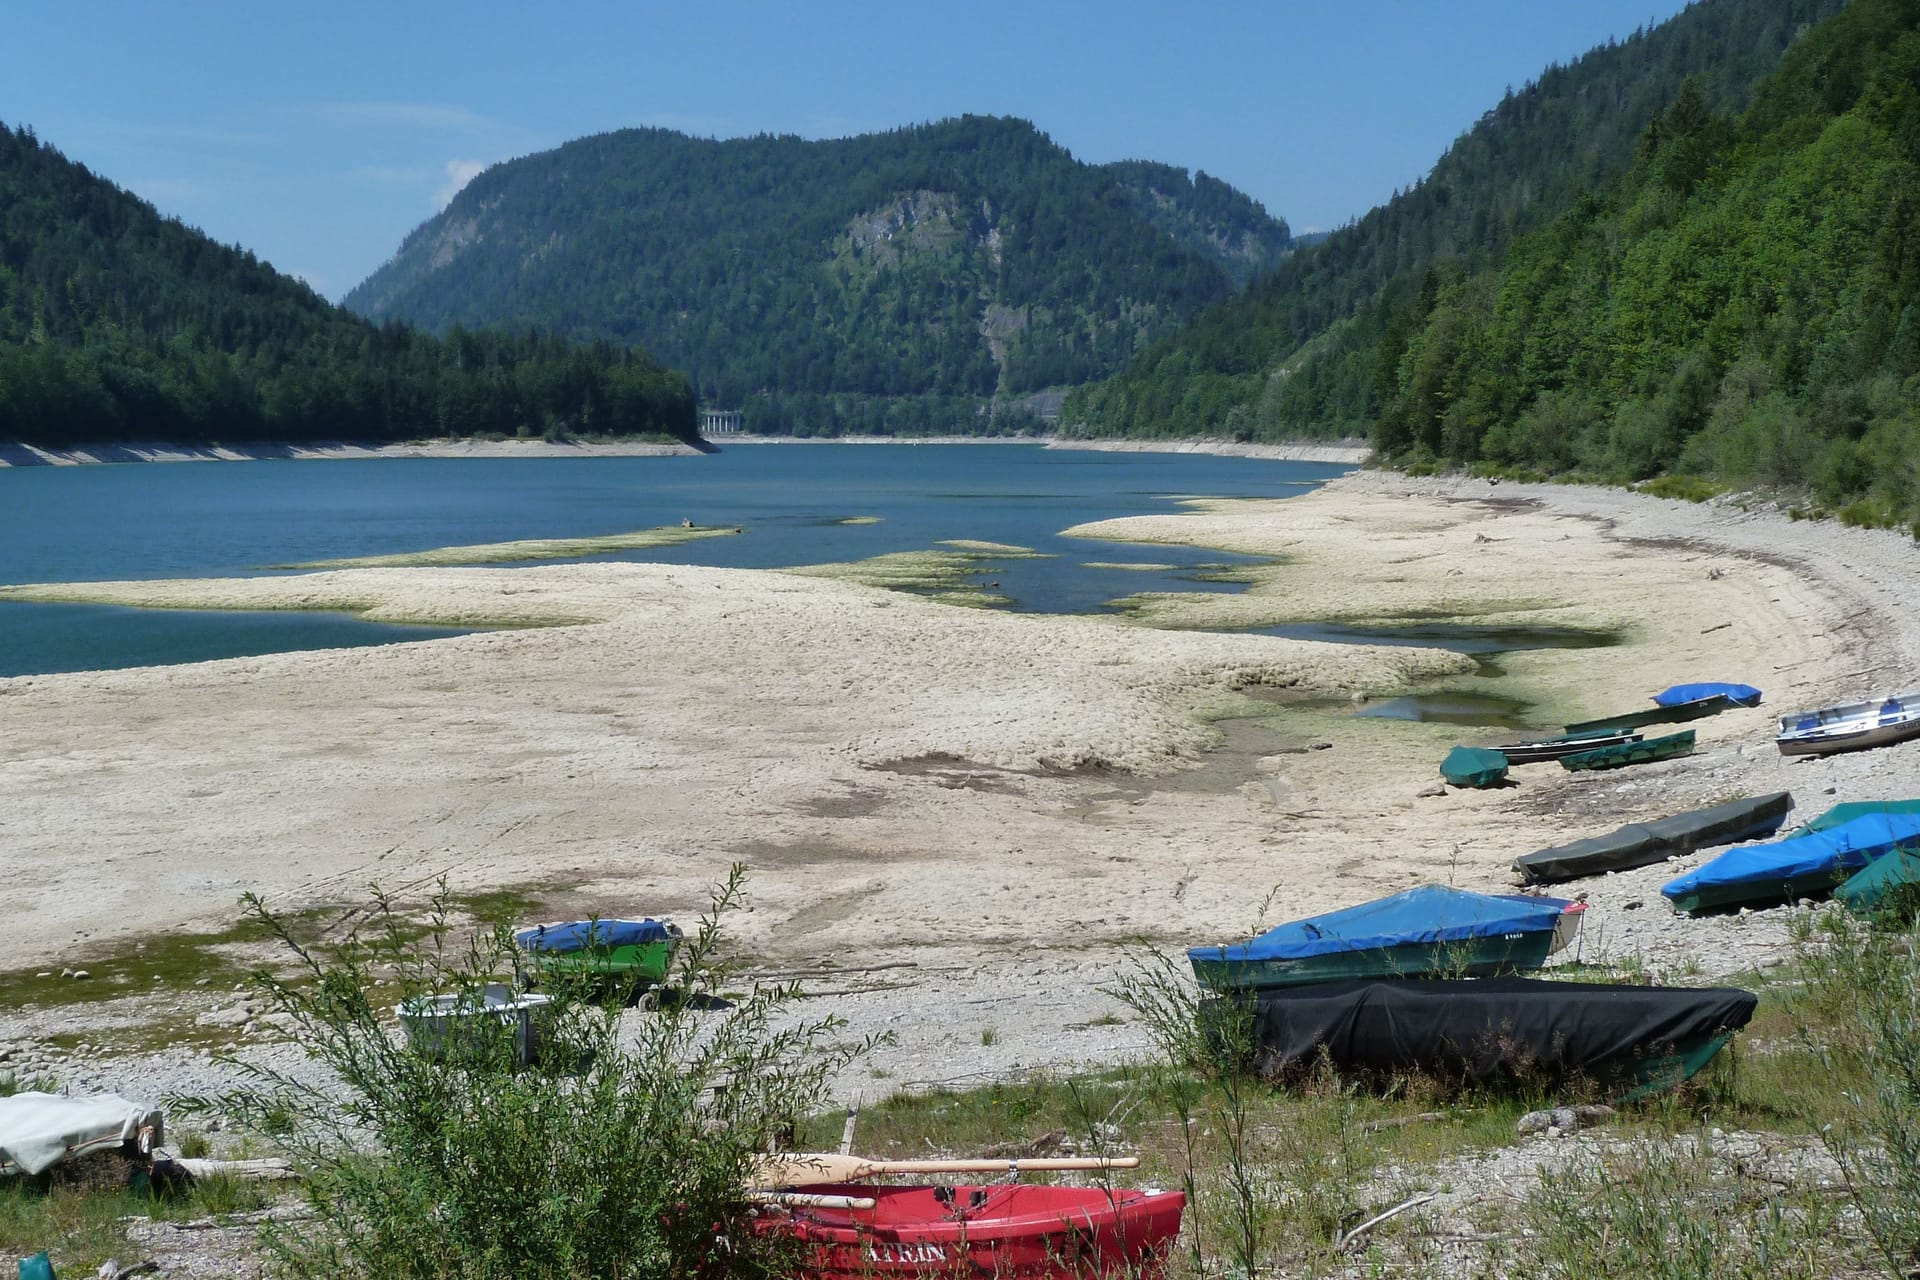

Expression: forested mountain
xmin=1060 ymin=0 xmax=1847 ymax=441
xmin=0 ymin=124 xmax=696 ymax=448
xmin=346 ymin=116 xmax=1292 ymax=435
xmin=1370 ymin=0 xmax=1920 ymax=524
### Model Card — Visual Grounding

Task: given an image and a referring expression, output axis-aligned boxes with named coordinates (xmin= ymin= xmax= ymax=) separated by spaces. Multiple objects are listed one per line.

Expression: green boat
xmin=1559 ymin=729 xmax=1695 ymax=772
xmin=1563 ymin=697 xmax=1737 ymax=736
xmin=514 ymin=919 xmax=682 ymax=993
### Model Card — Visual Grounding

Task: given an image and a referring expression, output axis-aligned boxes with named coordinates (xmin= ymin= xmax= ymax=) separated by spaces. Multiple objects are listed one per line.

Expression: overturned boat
xmin=1229 ymin=976 xmax=1756 ymax=1098
xmin=1558 ymin=729 xmax=1695 ymax=772
xmin=1514 ymin=792 xmax=1794 ymax=884
xmin=1188 ymin=885 xmax=1582 ymax=993
xmin=1662 ymin=809 xmax=1920 ymax=915
xmin=1776 ymin=691 xmax=1920 ymax=758
xmin=752 ymin=1182 xmax=1187 ymax=1279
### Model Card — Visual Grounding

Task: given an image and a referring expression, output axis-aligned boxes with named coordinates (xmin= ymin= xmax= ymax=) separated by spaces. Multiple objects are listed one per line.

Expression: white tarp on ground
xmin=0 ymin=1092 xmax=161 ymax=1175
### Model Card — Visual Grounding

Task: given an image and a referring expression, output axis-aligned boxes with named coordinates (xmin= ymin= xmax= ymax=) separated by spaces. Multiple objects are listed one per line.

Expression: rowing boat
xmin=752 ymin=1182 xmax=1186 ymax=1278
xmin=1558 ymin=729 xmax=1695 ymax=772
xmin=1662 ymin=810 xmax=1920 ymax=914
xmin=1490 ymin=729 xmax=1641 ymax=765
xmin=1188 ymin=885 xmax=1582 ymax=993
xmin=1563 ymin=682 xmax=1759 ymax=736
xmin=1775 ymin=691 xmax=1920 ymax=758
xmin=1513 ymin=792 xmax=1794 ymax=884
xmin=1230 ymin=976 xmax=1757 ymax=1099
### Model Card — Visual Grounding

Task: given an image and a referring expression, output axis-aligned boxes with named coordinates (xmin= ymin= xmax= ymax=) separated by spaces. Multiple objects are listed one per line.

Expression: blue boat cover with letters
xmin=1662 ymin=812 xmax=1920 ymax=907
xmin=515 ymin=919 xmax=672 ymax=953
xmin=1188 ymin=885 xmax=1571 ymax=964
xmin=1654 ymin=682 xmax=1762 ymax=707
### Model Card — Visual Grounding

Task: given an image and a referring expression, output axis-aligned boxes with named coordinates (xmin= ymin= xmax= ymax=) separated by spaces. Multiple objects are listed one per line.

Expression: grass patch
xmin=0 ymin=1171 xmax=272 ymax=1278
xmin=784 ymin=549 xmax=1013 ymax=607
xmin=1637 ymin=474 xmax=1727 ymax=503
xmin=275 ymin=524 xmax=739 ymax=569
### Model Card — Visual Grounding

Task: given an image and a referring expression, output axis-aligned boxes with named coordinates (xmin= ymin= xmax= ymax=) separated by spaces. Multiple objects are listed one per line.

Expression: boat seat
xmin=1796 ymin=715 xmax=1819 ymax=731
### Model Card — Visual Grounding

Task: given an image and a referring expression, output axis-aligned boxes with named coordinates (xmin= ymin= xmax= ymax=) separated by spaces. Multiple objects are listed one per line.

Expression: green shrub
xmin=183 ymin=867 xmax=870 ymax=1280
xmin=1637 ymin=474 xmax=1725 ymax=503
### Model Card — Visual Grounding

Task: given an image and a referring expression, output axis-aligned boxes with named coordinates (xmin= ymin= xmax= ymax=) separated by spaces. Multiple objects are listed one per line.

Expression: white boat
xmin=396 ymin=983 xmax=553 ymax=1066
xmin=1776 ymin=691 xmax=1920 ymax=758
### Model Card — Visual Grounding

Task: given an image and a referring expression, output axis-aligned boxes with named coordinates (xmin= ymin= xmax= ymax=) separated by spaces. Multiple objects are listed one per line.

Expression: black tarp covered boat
xmin=1513 ymin=792 xmax=1794 ymax=884
xmin=1225 ymin=976 xmax=1756 ymax=1098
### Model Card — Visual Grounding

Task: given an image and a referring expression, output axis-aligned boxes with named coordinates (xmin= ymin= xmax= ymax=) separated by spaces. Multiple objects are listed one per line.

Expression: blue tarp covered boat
xmin=514 ymin=918 xmax=682 ymax=992
xmin=1655 ymin=682 xmax=1762 ymax=708
xmin=1662 ymin=811 xmax=1920 ymax=914
xmin=1189 ymin=885 xmax=1581 ymax=992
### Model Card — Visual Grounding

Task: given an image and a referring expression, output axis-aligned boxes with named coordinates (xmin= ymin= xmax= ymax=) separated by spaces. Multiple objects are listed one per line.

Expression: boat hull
xmin=1559 ymin=729 xmax=1695 ymax=772
xmin=756 ymin=1183 xmax=1186 ymax=1279
xmin=1776 ymin=692 xmax=1920 ymax=757
xmin=1514 ymin=792 xmax=1794 ymax=884
xmin=1564 ymin=695 xmax=1737 ymax=736
xmin=1493 ymin=730 xmax=1641 ymax=765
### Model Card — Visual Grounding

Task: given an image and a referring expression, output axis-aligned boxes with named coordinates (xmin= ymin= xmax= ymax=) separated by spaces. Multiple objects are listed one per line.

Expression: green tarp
xmin=1837 ymin=850 xmax=1920 ymax=915
xmin=1442 ymin=746 xmax=1509 ymax=789
xmin=1792 ymin=799 xmax=1920 ymax=838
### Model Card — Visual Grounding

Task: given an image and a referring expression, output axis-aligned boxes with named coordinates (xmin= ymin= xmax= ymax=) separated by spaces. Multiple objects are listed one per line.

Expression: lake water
xmin=0 ymin=444 xmax=1349 ymax=677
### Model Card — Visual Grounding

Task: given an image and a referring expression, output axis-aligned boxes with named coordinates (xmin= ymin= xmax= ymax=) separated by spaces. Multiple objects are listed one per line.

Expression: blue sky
xmin=0 ymin=1 xmax=1688 ymax=301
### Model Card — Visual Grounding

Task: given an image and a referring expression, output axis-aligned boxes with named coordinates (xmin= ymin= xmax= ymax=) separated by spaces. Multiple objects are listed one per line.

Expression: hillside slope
xmin=346 ymin=116 xmax=1291 ymax=433
xmin=1371 ymin=0 xmax=1920 ymax=526
xmin=1060 ymin=0 xmax=1846 ymax=441
xmin=0 ymin=124 xmax=696 ymax=448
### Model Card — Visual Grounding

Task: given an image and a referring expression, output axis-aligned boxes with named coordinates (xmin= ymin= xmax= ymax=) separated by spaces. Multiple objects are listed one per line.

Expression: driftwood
xmin=1334 ymin=1193 xmax=1435 ymax=1253
xmin=167 ymin=1156 xmax=300 ymax=1181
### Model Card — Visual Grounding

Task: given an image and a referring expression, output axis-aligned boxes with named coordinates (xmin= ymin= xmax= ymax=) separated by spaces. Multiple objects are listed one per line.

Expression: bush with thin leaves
xmin=180 ymin=865 xmax=871 ymax=1280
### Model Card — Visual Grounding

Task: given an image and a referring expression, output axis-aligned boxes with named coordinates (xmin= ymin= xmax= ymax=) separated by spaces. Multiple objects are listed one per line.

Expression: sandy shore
xmin=3 ymin=470 xmax=1917 ymax=1100
xmin=1052 ymin=437 xmax=1371 ymax=464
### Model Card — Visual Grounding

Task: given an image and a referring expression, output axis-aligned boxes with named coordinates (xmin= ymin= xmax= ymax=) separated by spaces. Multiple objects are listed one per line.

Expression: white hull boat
xmin=1777 ymin=691 xmax=1920 ymax=757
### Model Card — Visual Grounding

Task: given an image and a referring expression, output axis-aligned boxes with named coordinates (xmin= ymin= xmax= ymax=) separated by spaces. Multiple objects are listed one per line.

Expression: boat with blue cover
xmin=1662 ymin=810 xmax=1920 ymax=914
xmin=515 ymin=918 xmax=683 ymax=993
xmin=1188 ymin=885 xmax=1584 ymax=993
xmin=1564 ymin=682 xmax=1762 ymax=736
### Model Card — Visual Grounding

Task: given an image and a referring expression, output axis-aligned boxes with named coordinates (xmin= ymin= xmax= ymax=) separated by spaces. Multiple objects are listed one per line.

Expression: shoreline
xmin=0 ymin=433 xmax=1370 ymax=467
xmin=4 ymin=467 xmax=1915 ymax=1111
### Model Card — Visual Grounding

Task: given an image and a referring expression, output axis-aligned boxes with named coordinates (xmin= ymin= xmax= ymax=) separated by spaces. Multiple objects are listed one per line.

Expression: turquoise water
xmin=0 ymin=444 xmax=1348 ymax=677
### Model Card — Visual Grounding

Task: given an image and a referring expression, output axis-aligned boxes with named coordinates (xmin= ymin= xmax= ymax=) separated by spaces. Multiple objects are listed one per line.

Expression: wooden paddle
xmin=746 ymin=1190 xmax=877 ymax=1210
xmin=753 ymin=1152 xmax=1139 ymax=1187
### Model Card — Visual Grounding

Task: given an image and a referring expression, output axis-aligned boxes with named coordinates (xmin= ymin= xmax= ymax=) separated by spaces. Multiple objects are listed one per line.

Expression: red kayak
xmin=752 ymin=1182 xmax=1186 ymax=1278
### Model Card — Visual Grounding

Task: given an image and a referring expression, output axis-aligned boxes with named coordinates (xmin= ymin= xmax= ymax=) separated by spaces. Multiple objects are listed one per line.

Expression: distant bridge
xmin=699 ymin=409 xmax=744 ymax=436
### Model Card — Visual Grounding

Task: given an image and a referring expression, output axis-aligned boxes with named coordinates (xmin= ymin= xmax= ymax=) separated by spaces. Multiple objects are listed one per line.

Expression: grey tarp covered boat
xmin=1515 ymin=792 xmax=1795 ymax=884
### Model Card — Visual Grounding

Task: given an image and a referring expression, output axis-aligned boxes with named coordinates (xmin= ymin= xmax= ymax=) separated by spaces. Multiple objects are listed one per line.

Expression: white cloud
xmin=433 ymin=159 xmax=487 ymax=210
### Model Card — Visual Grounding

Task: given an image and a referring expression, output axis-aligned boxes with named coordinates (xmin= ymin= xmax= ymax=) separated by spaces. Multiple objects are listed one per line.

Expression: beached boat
xmin=753 ymin=1182 xmax=1186 ymax=1278
xmin=1662 ymin=810 xmax=1920 ymax=914
xmin=396 ymin=983 xmax=553 ymax=1066
xmin=1440 ymin=745 xmax=1508 ymax=788
xmin=1232 ymin=976 xmax=1756 ymax=1099
xmin=1837 ymin=849 xmax=1920 ymax=917
xmin=1789 ymin=798 xmax=1920 ymax=837
xmin=1563 ymin=683 xmax=1760 ymax=737
xmin=1513 ymin=792 xmax=1794 ymax=884
xmin=1489 ymin=729 xmax=1642 ymax=765
xmin=1775 ymin=691 xmax=1920 ymax=757
xmin=1188 ymin=885 xmax=1582 ymax=993
xmin=1559 ymin=729 xmax=1695 ymax=772
xmin=0 ymin=1092 xmax=163 ymax=1176
xmin=515 ymin=918 xmax=682 ymax=993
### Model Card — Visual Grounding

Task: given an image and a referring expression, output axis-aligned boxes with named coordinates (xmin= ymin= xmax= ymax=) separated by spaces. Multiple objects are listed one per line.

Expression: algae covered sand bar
xmin=0 ymin=473 xmax=1893 ymax=1108
xmin=275 ymin=524 xmax=738 ymax=569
